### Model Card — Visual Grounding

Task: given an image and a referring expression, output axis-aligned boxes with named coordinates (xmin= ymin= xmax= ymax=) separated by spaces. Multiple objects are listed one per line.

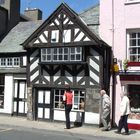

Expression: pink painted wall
xmin=99 ymin=0 xmax=140 ymax=125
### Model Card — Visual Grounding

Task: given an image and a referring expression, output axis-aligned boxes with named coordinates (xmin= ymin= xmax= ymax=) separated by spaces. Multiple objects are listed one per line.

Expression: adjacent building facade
xmin=100 ymin=0 xmax=140 ymax=129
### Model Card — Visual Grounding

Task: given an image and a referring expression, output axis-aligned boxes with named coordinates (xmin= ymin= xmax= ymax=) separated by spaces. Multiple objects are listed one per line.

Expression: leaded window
xmin=41 ymin=47 xmax=82 ymax=62
xmin=0 ymin=57 xmax=20 ymax=67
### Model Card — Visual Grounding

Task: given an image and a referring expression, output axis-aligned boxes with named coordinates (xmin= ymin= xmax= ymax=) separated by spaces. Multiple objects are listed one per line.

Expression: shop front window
xmin=128 ymin=85 xmax=140 ymax=120
xmin=0 ymin=75 xmax=4 ymax=108
xmin=54 ymin=89 xmax=85 ymax=111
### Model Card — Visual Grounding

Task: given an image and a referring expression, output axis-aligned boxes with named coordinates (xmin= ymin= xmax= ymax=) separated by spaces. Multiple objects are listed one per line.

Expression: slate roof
xmin=79 ymin=5 xmax=99 ymax=35
xmin=0 ymin=20 xmax=44 ymax=53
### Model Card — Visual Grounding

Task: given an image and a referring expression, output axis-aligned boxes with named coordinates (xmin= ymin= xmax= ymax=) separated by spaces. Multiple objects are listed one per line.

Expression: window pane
xmin=47 ymin=48 xmax=51 ymax=54
xmin=130 ymin=39 xmax=136 ymax=46
xmin=41 ymin=49 xmax=46 ymax=54
xmin=76 ymin=54 xmax=81 ymax=60
xmin=64 ymin=55 xmax=68 ymax=60
xmin=138 ymin=39 xmax=140 ymax=46
xmin=130 ymin=33 xmax=136 ymax=38
xmin=59 ymin=55 xmax=62 ymax=60
xmin=70 ymin=55 xmax=75 ymax=60
xmin=64 ymin=48 xmax=68 ymax=53
xmin=47 ymin=55 xmax=51 ymax=61
xmin=70 ymin=48 xmax=75 ymax=53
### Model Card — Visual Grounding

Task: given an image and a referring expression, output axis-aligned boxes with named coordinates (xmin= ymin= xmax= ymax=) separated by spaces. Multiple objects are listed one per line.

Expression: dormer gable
xmin=22 ymin=3 xmax=104 ymax=48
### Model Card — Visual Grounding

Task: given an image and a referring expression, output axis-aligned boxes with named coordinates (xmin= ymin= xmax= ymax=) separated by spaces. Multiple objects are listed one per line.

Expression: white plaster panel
xmin=74 ymin=32 xmax=85 ymax=42
xmin=34 ymin=39 xmax=40 ymax=44
xmin=30 ymin=59 xmax=38 ymax=71
xmin=0 ymin=75 xmax=13 ymax=113
xmin=63 ymin=29 xmax=71 ymax=42
xmin=30 ymin=70 xmax=39 ymax=82
xmin=54 ymin=110 xmax=65 ymax=121
xmin=90 ymin=70 xmax=99 ymax=83
xmin=23 ymin=56 xmax=27 ymax=66
xmin=90 ymin=58 xmax=99 ymax=72
xmin=39 ymin=34 xmax=47 ymax=43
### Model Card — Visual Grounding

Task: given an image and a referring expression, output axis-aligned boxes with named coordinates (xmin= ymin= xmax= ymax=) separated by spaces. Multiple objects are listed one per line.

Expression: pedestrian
xmin=115 ymin=92 xmax=131 ymax=135
xmin=100 ymin=89 xmax=111 ymax=131
xmin=63 ymin=86 xmax=73 ymax=129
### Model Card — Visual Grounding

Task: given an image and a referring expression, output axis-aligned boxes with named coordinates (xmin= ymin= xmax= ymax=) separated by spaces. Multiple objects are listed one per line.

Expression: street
xmin=0 ymin=126 xmax=124 ymax=140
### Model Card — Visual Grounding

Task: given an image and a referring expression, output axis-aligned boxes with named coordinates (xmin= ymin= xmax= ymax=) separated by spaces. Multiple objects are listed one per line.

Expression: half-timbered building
xmin=22 ymin=3 xmax=111 ymax=125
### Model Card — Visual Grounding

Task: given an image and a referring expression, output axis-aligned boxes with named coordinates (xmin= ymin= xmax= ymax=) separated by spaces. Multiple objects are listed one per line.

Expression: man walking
xmin=100 ymin=90 xmax=111 ymax=131
xmin=63 ymin=86 xmax=73 ymax=129
xmin=115 ymin=92 xmax=130 ymax=135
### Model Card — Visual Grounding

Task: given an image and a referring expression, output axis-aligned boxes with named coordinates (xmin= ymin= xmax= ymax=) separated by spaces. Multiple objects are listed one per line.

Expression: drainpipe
xmin=111 ymin=0 xmax=116 ymax=128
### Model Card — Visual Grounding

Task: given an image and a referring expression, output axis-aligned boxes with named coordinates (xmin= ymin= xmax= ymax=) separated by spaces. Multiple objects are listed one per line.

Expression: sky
xmin=21 ymin=0 xmax=99 ymax=19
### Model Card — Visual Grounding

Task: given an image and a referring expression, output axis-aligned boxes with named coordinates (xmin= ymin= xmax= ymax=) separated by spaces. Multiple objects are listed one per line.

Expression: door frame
xmin=13 ymin=80 xmax=27 ymax=116
xmin=33 ymin=88 xmax=54 ymax=121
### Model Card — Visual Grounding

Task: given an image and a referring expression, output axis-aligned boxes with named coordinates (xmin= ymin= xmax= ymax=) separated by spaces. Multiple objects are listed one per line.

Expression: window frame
xmin=54 ymin=89 xmax=85 ymax=111
xmin=0 ymin=57 xmax=20 ymax=67
xmin=41 ymin=47 xmax=83 ymax=63
xmin=127 ymin=30 xmax=140 ymax=62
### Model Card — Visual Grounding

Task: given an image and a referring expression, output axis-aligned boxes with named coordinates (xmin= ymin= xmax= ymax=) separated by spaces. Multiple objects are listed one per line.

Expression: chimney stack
xmin=0 ymin=0 xmax=20 ymax=30
xmin=24 ymin=8 xmax=42 ymax=21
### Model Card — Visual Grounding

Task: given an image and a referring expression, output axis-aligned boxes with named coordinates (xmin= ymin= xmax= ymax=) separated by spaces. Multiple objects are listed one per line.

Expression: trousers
xmin=118 ymin=115 xmax=129 ymax=133
xmin=65 ymin=104 xmax=72 ymax=129
xmin=101 ymin=110 xmax=110 ymax=129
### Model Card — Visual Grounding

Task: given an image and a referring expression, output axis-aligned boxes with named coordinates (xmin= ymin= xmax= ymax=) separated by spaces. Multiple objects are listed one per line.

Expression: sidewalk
xmin=0 ymin=115 xmax=139 ymax=140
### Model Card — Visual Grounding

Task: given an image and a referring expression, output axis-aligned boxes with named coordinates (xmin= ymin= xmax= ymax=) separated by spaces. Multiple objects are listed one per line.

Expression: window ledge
xmin=128 ymin=62 xmax=140 ymax=66
xmin=125 ymin=1 xmax=140 ymax=5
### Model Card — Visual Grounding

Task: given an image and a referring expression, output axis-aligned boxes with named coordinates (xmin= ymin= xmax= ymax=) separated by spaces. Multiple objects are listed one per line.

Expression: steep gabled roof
xmin=22 ymin=3 xmax=108 ymax=48
xmin=0 ymin=20 xmax=43 ymax=53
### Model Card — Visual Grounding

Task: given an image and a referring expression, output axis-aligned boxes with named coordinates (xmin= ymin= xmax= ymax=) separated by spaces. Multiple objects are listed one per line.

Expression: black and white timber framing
xmin=22 ymin=3 xmax=112 ymax=124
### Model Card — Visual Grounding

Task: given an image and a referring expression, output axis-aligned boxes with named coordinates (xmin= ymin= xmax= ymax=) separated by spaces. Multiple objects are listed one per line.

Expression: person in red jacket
xmin=63 ymin=86 xmax=73 ymax=129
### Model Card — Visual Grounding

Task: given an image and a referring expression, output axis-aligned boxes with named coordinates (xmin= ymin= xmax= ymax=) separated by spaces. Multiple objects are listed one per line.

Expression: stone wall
xmin=85 ymin=88 xmax=100 ymax=113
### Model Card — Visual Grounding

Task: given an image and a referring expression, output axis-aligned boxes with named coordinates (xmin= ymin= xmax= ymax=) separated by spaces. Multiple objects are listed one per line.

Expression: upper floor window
xmin=41 ymin=47 xmax=82 ymax=62
xmin=0 ymin=57 xmax=20 ymax=67
xmin=128 ymin=32 xmax=140 ymax=62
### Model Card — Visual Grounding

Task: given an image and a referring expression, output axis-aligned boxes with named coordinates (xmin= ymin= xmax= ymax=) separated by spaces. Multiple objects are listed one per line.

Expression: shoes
xmin=102 ymin=128 xmax=109 ymax=131
xmin=114 ymin=131 xmax=121 ymax=134
xmin=122 ymin=132 xmax=129 ymax=135
xmin=64 ymin=127 xmax=70 ymax=129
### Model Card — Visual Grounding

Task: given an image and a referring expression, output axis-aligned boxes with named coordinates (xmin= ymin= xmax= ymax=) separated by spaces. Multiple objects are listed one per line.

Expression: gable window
xmin=128 ymin=32 xmax=140 ymax=62
xmin=41 ymin=47 xmax=82 ymax=62
xmin=0 ymin=57 xmax=20 ymax=67
xmin=0 ymin=75 xmax=4 ymax=108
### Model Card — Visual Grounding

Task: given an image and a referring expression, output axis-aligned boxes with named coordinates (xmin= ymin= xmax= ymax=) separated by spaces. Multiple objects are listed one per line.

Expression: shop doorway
xmin=35 ymin=89 xmax=53 ymax=121
xmin=13 ymin=80 xmax=27 ymax=116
